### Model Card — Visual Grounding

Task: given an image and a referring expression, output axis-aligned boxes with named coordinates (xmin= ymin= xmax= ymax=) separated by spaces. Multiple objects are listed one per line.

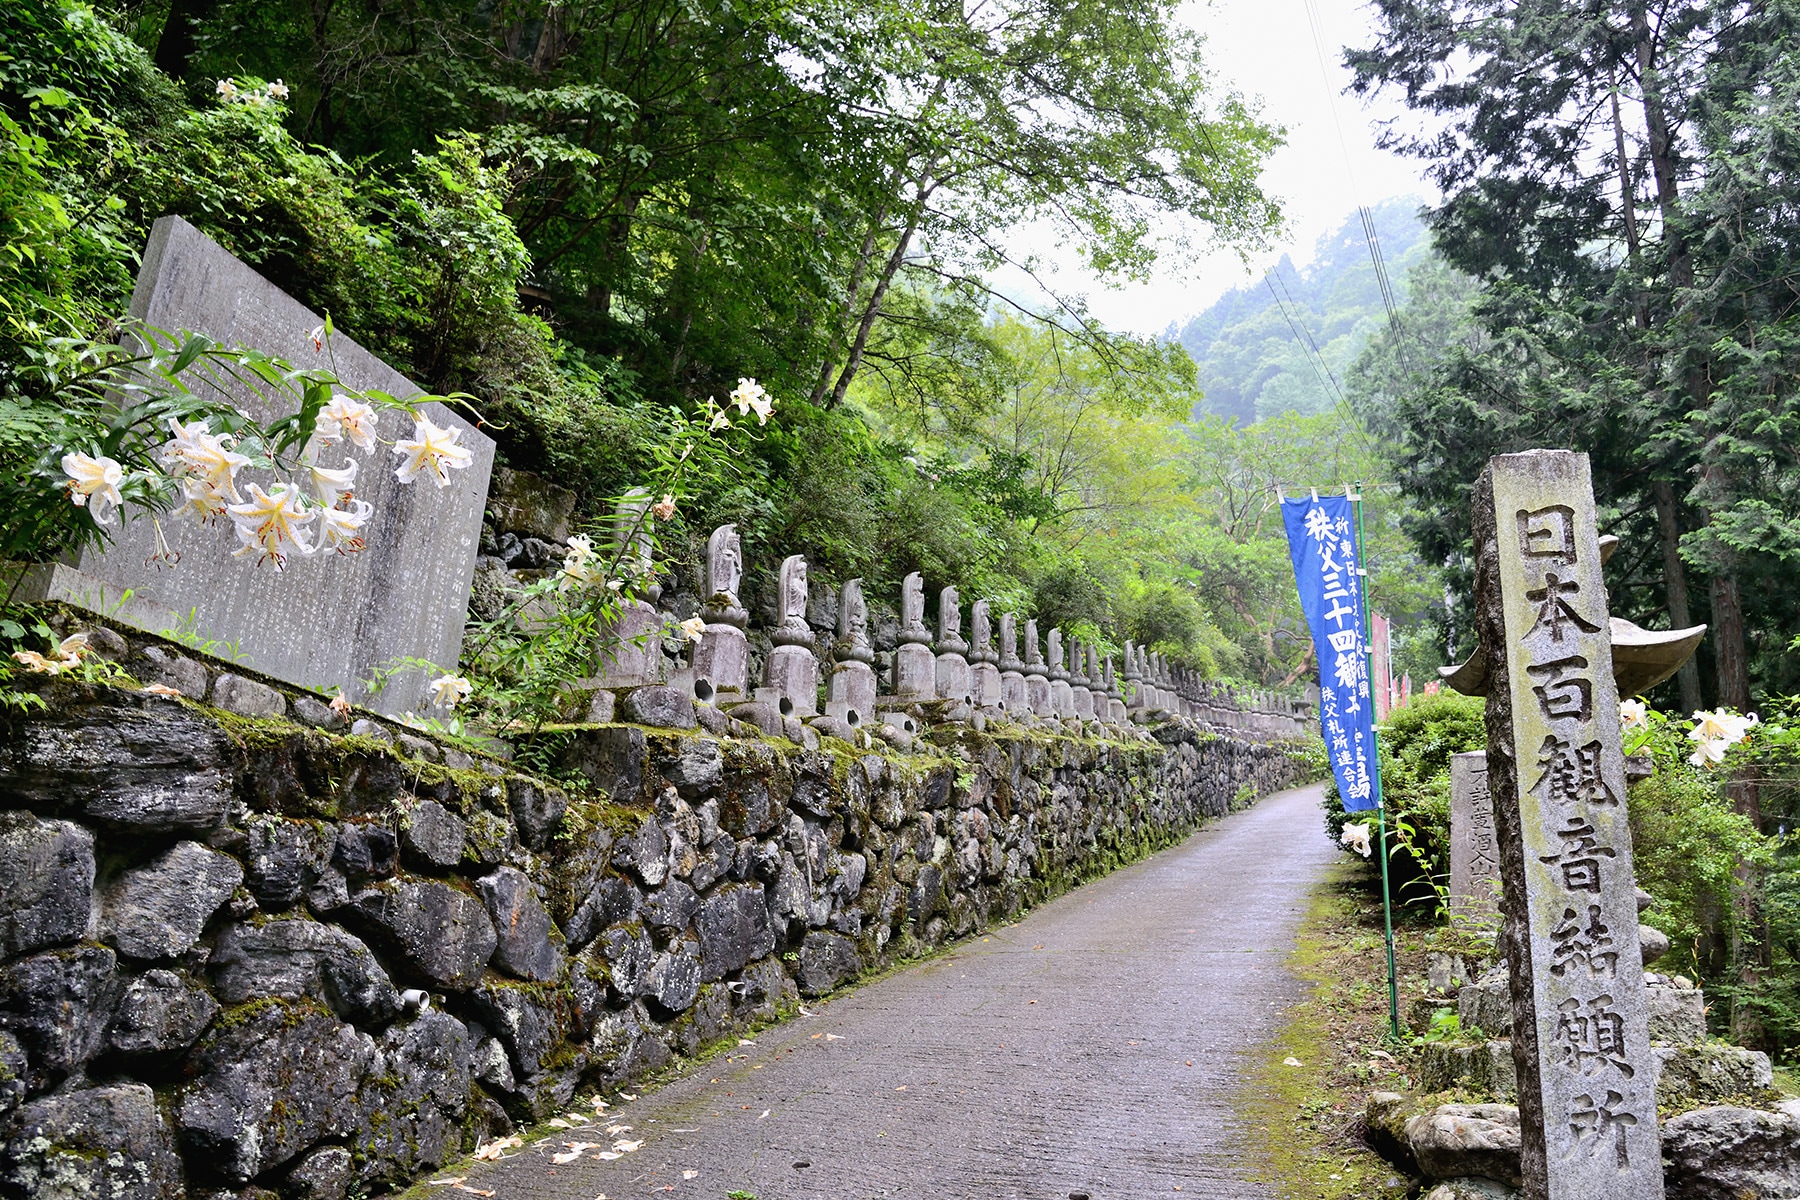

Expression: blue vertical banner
xmin=1281 ymin=495 xmax=1378 ymax=811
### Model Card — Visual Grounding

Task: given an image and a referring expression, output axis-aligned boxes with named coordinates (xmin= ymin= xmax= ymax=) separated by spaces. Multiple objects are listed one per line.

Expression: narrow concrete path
xmin=454 ymin=783 xmax=1334 ymax=1200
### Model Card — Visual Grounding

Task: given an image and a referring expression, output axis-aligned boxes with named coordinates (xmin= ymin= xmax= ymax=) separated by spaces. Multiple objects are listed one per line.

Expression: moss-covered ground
xmin=1238 ymin=858 xmax=1437 ymax=1200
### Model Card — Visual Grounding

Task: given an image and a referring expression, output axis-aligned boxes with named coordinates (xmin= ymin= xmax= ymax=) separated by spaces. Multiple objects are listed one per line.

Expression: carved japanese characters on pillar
xmin=1474 ymin=450 xmax=1662 ymax=1200
xmin=1449 ymin=751 xmax=1501 ymax=928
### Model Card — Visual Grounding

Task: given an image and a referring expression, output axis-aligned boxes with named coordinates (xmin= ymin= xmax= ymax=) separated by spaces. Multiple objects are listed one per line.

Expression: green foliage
xmin=1319 ymin=690 xmax=1486 ymax=908
xmin=1628 ymin=762 xmax=1767 ymax=982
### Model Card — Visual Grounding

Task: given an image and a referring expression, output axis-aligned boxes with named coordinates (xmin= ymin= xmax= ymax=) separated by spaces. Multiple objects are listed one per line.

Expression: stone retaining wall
xmin=0 ymin=680 xmax=1309 ymax=1200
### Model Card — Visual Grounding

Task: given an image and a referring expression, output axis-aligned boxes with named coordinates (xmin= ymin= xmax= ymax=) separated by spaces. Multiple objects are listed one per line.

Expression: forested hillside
xmin=1171 ymin=198 xmax=1427 ymax=425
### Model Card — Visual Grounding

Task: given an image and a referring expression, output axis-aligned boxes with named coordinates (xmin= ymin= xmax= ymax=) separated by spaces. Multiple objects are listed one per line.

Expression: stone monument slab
xmin=1474 ymin=450 xmax=1663 ymax=1199
xmin=76 ymin=217 xmax=494 ymax=714
xmin=1449 ymin=751 xmax=1502 ymax=928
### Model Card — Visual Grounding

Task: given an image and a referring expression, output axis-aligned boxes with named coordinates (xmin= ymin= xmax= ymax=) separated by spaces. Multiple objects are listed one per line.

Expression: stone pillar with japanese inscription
xmin=1449 ymin=751 xmax=1502 ymax=928
xmin=1473 ymin=450 xmax=1663 ymax=1200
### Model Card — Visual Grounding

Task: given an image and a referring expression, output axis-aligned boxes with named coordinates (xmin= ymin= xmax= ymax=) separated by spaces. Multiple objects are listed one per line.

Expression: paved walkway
xmin=453 ymin=782 xmax=1333 ymax=1200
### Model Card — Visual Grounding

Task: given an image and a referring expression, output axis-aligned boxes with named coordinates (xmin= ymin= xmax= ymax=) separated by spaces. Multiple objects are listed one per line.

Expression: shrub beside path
xmin=445 ymin=782 xmax=1335 ymax=1200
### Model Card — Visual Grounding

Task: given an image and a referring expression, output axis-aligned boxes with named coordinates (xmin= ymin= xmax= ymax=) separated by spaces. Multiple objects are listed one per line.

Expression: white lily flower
xmin=318 ymin=393 xmax=379 ymax=453
xmin=729 ymin=377 xmax=766 ymax=416
xmin=267 ymin=79 xmax=289 ymax=99
xmin=160 ymin=419 xmax=251 ymax=504
xmin=318 ymin=499 xmax=374 ymax=554
xmin=392 ymin=416 xmax=473 ymax=487
xmin=652 ymin=493 xmax=676 ymax=520
xmin=157 ymin=416 xmax=213 ymax=469
xmin=1619 ymin=698 xmax=1649 ymax=732
xmin=307 ymin=457 xmax=358 ymax=507
xmin=215 ymin=79 xmax=238 ymax=98
xmin=227 ymin=482 xmax=315 ymax=567
xmin=172 ymin=477 xmax=231 ymax=524
xmin=1339 ymin=821 xmax=1372 ymax=858
xmin=428 ymin=673 xmax=473 ymax=708
xmin=1687 ymin=708 xmax=1757 ymax=767
xmin=560 ymin=534 xmax=598 ymax=585
xmin=678 ymin=616 xmax=705 ymax=643
xmin=308 ymin=324 xmax=325 ymax=352
xmin=61 ymin=452 xmax=123 ymax=525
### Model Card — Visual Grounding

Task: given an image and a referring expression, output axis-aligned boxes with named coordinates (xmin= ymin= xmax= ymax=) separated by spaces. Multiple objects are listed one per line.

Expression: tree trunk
xmin=153 ymin=0 xmax=221 ymax=78
xmin=812 ymin=210 xmax=887 ymax=406
xmin=1711 ymin=573 xmax=1750 ymax=709
xmin=826 ymin=185 xmax=929 ymax=409
xmin=1653 ymin=480 xmax=1702 ymax=713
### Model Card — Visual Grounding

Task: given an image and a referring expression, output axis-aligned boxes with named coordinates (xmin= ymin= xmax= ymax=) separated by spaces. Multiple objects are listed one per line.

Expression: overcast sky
xmin=996 ymin=0 xmax=1437 ymax=336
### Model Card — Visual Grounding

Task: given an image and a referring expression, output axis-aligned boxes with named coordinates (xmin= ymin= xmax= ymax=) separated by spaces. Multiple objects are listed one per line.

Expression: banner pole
xmin=1352 ymin=480 xmax=1402 ymax=1042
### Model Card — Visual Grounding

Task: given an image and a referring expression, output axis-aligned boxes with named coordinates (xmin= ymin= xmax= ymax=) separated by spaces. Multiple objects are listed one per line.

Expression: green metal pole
xmin=1352 ymin=481 xmax=1402 ymax=1042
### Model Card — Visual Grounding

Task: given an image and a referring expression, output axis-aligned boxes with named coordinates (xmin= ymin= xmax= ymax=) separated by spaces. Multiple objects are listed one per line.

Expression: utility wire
xmin=1263 ymin=273 xmax=1340 ymax=407
xmin=1270 ymin=265 xmax=1347 ymax=405
xmin=1297 ymin=0 xmax=1417 ymax=381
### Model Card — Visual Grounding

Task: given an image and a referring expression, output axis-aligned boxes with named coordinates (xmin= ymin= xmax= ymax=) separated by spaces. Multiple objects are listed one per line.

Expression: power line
xmin=1263 ymin=273 xmax=1339 ymax=407
xmin=1270 ymin=265 xmax=1347 ymax=405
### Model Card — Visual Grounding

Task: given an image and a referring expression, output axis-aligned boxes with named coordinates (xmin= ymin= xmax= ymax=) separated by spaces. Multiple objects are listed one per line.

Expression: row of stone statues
xmin=590 ymin=505 xmax=1306 ymax=742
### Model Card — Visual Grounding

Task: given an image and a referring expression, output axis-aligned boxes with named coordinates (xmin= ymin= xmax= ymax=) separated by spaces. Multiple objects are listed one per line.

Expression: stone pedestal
xmin=936 ymin=653 xmax=973 ymax=705
xmin=1070 ymin=682 xmax=1094 ymax=719
xmin=1050 ymin=678 xmax=1074 ymax=719
xmin=1450 ymin=751 xmax=1502 ymax=928
xmin=972 ymin=662 xmax=1001 ymax=708
xmin=1001 ymin=670 xmax=1028 ymax=713
xmin=766 ymin=644 xmax=819 ymax=717
xmin=693 ymin=623 xmax=748 ymax=700
xmin=893 ymin=642 xmax=937 ymax=700
xmin=595 ymin=601 xmax=665 ymax=688
xmin=1025 ymin=671 xmax=1051 ymax=716
xmin=1475 ymin=450 xmax=1663 ymax=1199
xmin=826 ymin=659 xmax=876 ymax=726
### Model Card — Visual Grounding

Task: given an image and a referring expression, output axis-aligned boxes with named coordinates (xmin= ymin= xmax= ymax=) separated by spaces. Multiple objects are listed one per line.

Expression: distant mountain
xmin=1170 ymin=198 xmax=1430 ymax=425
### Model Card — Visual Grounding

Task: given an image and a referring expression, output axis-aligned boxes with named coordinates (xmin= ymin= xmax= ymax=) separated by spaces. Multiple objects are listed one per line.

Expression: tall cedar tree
xmin=1347 ymin=0 xmax=1800 ymax=719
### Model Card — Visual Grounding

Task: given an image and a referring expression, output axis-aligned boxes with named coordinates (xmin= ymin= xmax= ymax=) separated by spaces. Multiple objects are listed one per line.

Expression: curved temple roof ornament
xmin=1439 ymin=534 xmax=1706 ymax=699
